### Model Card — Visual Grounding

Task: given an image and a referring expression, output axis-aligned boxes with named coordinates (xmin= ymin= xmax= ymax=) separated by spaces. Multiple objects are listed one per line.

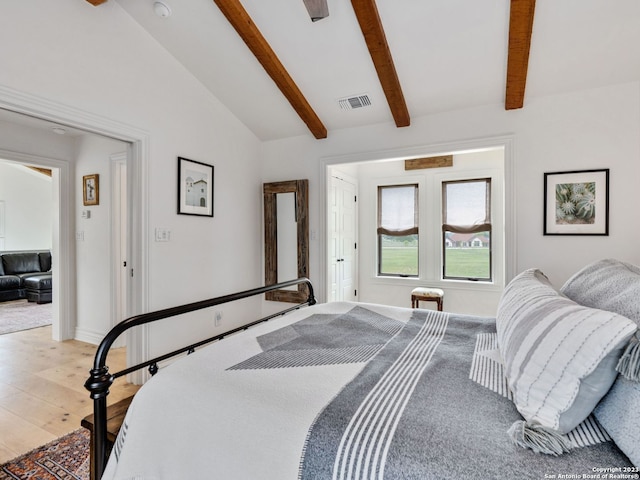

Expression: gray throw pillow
xmin=561 ymin=259 xmax=640 ymax=467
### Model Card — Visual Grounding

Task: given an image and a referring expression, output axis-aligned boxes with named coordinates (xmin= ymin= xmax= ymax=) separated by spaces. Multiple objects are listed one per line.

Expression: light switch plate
xmin=155 ymin=228 xmax=171 ymax=242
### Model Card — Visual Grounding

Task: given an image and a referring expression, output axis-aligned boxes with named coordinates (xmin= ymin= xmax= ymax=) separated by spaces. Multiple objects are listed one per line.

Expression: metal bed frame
xmin=84 ymin=278 xmax=316 ymax=479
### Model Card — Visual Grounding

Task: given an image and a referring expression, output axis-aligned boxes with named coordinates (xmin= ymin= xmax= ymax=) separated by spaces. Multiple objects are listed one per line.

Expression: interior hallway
xmin=0 ymin=325 xmax=138 ymax=463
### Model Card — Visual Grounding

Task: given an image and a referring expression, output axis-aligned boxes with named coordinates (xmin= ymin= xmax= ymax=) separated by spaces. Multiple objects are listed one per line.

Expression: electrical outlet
xmin=214 ymin=311 xmax=222 ymax=327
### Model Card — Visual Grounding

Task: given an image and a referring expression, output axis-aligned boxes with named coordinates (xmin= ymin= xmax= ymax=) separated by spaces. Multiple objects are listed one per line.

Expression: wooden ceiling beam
xmin=28 ymin=166 xmax=52 ymax=177
xmin=212 ymin=0 xmax=327 ymax=139
xmin=351 ymin=0 xmax=410 ymax=128
xmin=505 ymin=0 xmax=536 ymax=110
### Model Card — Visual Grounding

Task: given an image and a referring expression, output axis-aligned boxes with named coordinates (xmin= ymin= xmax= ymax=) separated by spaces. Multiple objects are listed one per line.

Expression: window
xmin=442 ymin=178 xmax=491 ymax=281
xmin=377 ymin=184 xmax=418 ymax=277
xmin=362 ymin=148 xmax=505 ymax=290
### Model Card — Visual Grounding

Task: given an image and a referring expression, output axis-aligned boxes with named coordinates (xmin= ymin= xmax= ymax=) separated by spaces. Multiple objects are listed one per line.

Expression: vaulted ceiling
xmin=89 ymin=0 xmax=639 ymax=141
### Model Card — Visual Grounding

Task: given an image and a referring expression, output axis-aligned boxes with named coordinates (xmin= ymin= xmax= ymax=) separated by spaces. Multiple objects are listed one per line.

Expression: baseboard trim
xmin=74 ymin=327 xmax=106 ymax=346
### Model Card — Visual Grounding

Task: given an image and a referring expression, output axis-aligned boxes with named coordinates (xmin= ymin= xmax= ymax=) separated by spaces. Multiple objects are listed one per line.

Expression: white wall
xmin=261 ymin=81 xmax=640 ymax=315
xmin=0 ymin=162 xmax=53 ymax=250
xmin=74 ymin=135 xmax=128 ymax=343
xmin=0 ymin=0 xmax=264 ymax=353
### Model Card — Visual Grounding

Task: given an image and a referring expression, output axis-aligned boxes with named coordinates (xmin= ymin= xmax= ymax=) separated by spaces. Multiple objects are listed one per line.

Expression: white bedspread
xmin=102 ymin=300 xmax=632 ymax=479
xmin=102 ymin=302 xmax=413 ymax=480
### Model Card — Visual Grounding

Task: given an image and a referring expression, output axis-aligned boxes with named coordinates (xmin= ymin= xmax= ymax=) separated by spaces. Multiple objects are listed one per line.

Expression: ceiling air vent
xmin=338 ymin=94 xmax=372 ymax=110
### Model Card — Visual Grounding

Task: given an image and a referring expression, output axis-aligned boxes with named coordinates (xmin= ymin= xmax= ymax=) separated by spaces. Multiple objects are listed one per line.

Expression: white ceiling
xmin=113 ymin=0 xmax=640 ymax=141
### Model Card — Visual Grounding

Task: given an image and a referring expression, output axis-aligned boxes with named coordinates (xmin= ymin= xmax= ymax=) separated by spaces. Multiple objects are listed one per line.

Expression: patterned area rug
xmin=0 ymin=429 xmax=89 ymax=480
xmin=0 ymin=299 xmax=52 ymax=335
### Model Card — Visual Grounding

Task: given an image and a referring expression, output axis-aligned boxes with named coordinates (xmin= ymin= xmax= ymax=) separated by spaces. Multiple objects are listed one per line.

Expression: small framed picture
xmin=178 ymin=157 xmax=214 ymax=217
xmin=543 ymin=169 xmax=609 ymax=235
xmin=83 ymin=174 xmax=99 ymax=206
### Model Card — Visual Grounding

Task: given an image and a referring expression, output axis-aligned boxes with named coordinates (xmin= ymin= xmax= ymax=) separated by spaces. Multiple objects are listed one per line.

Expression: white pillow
xmin=496 ymin=268 xmax=637 ymax=434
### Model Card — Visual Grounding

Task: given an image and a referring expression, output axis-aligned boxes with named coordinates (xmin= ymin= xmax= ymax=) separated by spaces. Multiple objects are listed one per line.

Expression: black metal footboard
xmin=84 ymin=278 xmax=315 ymax=479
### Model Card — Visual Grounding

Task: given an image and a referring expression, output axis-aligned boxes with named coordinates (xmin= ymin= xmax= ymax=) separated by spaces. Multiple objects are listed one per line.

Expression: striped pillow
xmin=496 ymin=269 xmax=637 ymax=433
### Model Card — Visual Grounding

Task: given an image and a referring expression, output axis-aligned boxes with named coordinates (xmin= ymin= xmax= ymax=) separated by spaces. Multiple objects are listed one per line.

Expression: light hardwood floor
xmin=0 ymin=325 xmax=139 ymax=464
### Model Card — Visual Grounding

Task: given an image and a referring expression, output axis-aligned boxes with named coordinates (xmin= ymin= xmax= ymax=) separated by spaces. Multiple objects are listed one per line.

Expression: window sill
xmin=370 ymin=275 xmax=503 ymax=292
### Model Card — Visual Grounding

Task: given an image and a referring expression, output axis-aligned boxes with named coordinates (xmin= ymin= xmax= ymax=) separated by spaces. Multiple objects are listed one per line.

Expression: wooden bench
xmin=81 ymin=395 xmax=134 ymax=480
xmin=411 ymin=287 xmax=444 ymax=311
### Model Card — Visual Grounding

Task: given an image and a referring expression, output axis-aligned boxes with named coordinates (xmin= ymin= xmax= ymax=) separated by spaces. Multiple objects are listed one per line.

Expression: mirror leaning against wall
xmin=263 ymin=179 xmax=309 ymax=303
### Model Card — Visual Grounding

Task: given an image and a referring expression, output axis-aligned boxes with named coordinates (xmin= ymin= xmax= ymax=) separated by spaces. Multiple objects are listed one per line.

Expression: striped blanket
xmin=102 ymin=302 xmax=631 ymax=480
xmin=298 ymin=308 xmax=630 ymax=479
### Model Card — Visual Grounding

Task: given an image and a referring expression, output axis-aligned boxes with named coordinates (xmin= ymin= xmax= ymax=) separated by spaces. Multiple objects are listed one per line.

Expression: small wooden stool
xmin=411 ymin=287 xmax=444 ymax=311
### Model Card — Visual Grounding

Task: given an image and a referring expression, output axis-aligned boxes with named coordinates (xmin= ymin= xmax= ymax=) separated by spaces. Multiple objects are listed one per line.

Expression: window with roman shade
xmin=377 ymin=184 xmax=418 ymax=276
xmin=442 ymin=178 xmax=492 ymax=280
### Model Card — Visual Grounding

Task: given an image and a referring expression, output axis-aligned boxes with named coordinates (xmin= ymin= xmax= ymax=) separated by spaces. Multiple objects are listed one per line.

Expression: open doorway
xmin=0 ymin=115 xmax=131 ymax=344
xmin=0 ymin=161 xmax=54 ymax=335
xmin=0 ymin=150 xmax=68 ymax=340
xmin=0 ymin=105 xmax=146 ymax=360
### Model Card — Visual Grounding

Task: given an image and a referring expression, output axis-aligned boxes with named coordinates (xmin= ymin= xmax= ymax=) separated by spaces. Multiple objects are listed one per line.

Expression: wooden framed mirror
xmin=263 ymin=179 xmax=309 ymax=302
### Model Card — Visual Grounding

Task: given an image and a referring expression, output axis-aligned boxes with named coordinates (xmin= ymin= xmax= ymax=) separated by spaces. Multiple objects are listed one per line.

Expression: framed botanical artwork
xmin=543 ymin=168 xmax=609 ymax=235
xmin=177 ymin=157 xmax=214 ymax=217
xmin=83 ymin=174 xmax=99 ymax=206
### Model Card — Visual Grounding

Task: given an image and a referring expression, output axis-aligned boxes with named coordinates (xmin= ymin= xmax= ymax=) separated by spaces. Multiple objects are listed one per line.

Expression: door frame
xmin=0 ymin=85 xmax=149 ymax=377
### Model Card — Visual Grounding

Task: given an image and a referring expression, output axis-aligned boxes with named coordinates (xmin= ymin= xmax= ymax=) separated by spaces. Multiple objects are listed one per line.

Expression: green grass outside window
xmin=380 ymin=246 xmax=490 ymax=279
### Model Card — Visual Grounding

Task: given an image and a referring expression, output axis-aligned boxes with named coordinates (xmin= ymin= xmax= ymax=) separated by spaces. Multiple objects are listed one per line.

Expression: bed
xmin=86 ymin=260 xmax=640 ymax=479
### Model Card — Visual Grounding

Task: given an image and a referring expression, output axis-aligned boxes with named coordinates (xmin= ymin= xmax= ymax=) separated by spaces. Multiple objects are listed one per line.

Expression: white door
xmin=111 ymin=153 xmax=128 ymax=347
xmin=329 ymin=175 xmax=357 ymax=302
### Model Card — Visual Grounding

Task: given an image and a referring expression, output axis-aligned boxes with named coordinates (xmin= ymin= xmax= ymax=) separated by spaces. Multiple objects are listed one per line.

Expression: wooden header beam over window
xmin=351 ymin=0 xmax=410 ymax=128
xmin=212 ymin=0 xmax=327 ymax=139
xmin=404 ymin=155 xmax=453 ymax=171
xmin=505 ymin=0 xmax=536 ymax=110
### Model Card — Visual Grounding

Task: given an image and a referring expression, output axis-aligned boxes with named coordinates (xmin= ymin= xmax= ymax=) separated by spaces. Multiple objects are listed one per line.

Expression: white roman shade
xmin=442 ymin=178 xmax=491 ymax=234
xmin=377 ymin=185 xmax=418 ymax=236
